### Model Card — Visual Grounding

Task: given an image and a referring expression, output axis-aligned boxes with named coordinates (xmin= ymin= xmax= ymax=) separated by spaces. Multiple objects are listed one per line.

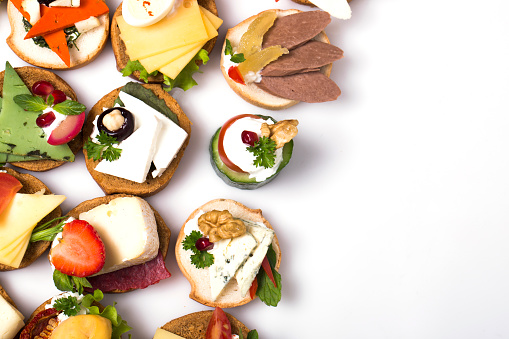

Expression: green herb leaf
xmin=121 ymin=60 xmax=158 ymax=83
xmin=182 ymin=230 xmax=202 ymax=251
xmin=247 ymin=330 xmax=259 ymax=339
xmin=182 ymin=230 xmax=214 ymax=268
xmin=225 ymin=39 xmax=234 ymax=55
xmin=72 ymin=276 xmax=92 ymax=295
xmin=30 ymin=216 xmax=67 ymax=242
xmin=53 ymin=100 xmax=86 ymax=116
xmin=53 ymin=295 xmax=81 ymax=317
xmin=247 ymin=136 xmax=277 ymax=168
xmin=46 ymin=94 xmax=54 ymax=107
xmin=13 ymin=94 xmax=47 ymax=111
xmin=224 ymin=39 xmax=246 ymax=63
xmin=163 ymin=49 xmax=210 ymax=91
xmin=83 ymin=131 xmax=122 ymax=162
xmin=53 ymin=269 xmax=74 ymax=292
xmin=256 ymin=245 xmax=282 ymax=306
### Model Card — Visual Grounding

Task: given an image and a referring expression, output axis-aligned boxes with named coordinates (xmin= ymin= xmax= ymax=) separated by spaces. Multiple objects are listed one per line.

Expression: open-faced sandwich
xmin=0 ymin=62 xmax=86 ymax=171
xmin=19 ymin=289 xmax=131 ymax=338
xmin=292 ymin=0 xmax=352 ymax=19
xmin=0 ymin=283 xmax=25 ymax=339
xmin=111 ymin=0 xmax=222 ymax=91
xmin=47 ymin=194 xmax=171 ymax=293
xmin=154 ymin=307 xmax=257 ymax=339
xmin=176 ymin=199 xmax=282 ymax=308
xmin=7 ymin=0 xmax=109 ymax=69
xmin=82 ymin=82 xmax=191 ymax=197
xmin=221 ymin=9 xmax=344 ymax=110
xmin=0 ymin=167 xmax=65 ymax=271
xmin=210 ymin=114 xmax=298 ymax=189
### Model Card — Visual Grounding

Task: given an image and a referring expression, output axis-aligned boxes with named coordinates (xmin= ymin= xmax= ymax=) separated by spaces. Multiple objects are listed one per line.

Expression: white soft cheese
xmin=0 ymin=295 xmax=25 ymax=339
xmin=49 ymin=0 xmax=80 ymax=6
xmin=22 ymin=0 xmax=40 ymax=25
xmin=74 ymin=16 xmax=101 ymax=33
xmin=78 ymin=197 xmax=159 ymax=275
xmin=222 ymin=54 xmax=261 ymax=84
xmin=222 ymin=117 xmax=283 ymax=182
xmin=310 ymin=0 xmax=351 ymax=20
xmin=123 ymin=0 xmax=176 ymax=27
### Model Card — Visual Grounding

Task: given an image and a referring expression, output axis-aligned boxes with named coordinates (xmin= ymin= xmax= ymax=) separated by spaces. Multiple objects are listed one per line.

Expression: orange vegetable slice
xmin=0 ymin=173 xmax=23 ymax=216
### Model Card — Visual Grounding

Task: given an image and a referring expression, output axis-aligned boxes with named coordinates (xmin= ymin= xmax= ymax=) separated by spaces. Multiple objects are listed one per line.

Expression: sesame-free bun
xmin=0 ymin=66 xmax=83 ymax=172
xmin=82 ymin=84 xmax=191 ymax=197
xmin=0 ymin=167 xmax=62 ymax=271
xmin=6 ymin=0 xmax=109 ymax=70
xmin=220 ymin=9 xmax=333 ymax=110
xmin=175 ymin=199 xmax=281 ymax=308
xmin=111 ymin=0 xmax=219 ymax=83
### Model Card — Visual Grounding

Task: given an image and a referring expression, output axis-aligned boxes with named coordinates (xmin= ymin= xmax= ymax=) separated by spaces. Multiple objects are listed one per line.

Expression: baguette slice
xmin=82 ymin=84 xmax=191 ymax=197
xmin=111 ymin=0 xmax=218 ymax=83
xmin=65 ymin=194 xmax=171 ymax=293
xmin=220 ymin=9 xmax=333 ymax=110
xmin=175 ymin=199 xmax=281 ymax=308
xmin=159 ymin=310 xmax=249 ymax=338
xmin=6 ymin=0 xmax=109 ymax=70
xmin=0 ymin=167 xmax=62 ymax=271
xmin=0 ymin=66 xmax=83 ymax=171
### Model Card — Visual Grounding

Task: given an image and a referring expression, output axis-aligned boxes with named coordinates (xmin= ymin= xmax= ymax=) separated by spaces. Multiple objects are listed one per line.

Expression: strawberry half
xmin=50 ymin=219 xmax=105 ymax=277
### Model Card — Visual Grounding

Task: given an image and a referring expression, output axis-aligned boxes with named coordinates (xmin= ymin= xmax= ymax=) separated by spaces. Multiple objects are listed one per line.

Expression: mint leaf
xmin=121 ymin=59 xmax=158 ymax=83
xmin=53 ymin=100 xmax=86 ymax=116
xmin=13 ymin=94 xmax=47 ymax=111
xmin=163 ymin=49 xmax=210 ymax=91
xmin=247 ymin=136 xmax=277 ymax=168
xmin=256 ymin=245 xmax=282 ymax=306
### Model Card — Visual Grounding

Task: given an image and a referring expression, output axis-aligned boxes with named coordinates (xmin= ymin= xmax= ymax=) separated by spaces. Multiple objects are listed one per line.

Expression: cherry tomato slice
xmin=217 ymin=114 xmax=260 ymax=173
xmin=205 ymin=307 xmax=232 ymax=339
xmin=228 ymin=66 xmax=245 ymax=85
xmin=0 ymin=173 xmax=22 ymax=216
xmin=262 ymin=255 xmax=277 ymax=288
xmin=249 ymin=278 xmax=258 ymax=299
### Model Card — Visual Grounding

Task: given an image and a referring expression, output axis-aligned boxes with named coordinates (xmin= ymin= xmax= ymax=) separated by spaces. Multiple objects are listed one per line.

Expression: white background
xmin=2 ymin=0 xmax=509 ymax=338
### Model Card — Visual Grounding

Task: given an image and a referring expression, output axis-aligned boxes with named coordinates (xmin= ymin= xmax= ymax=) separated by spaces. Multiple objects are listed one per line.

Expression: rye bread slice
xmin=82 ymin=84 xmax=191 ymax=197
xmin=0 ymin=167 xmax=62 ymax=271
xmin=175 ymin=199 xmax=281 ymax=308
xmin=65 ymin=194 xmax=171 ymax=293
xmin=111 ymin=0 xmax=218 ymax=83
xmin=0 ymin=66 xmax=83 ymax=171
xmin=160 ymin=310 xmax=250 ymax=338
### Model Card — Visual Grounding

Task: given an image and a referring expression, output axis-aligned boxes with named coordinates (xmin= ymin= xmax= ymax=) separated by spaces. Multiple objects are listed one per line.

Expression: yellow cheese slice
xmin=153 ymin=328 xmax=185 ymax=339
xmin=0 ymin=231 xmax=31 ymax=268
xmin=0 ymin=229 xmax=31 ymax=255
xmin=117 ymin=0 xmax=208 ymax=60
xmin=138 ymin=7 xmax=221 ymax=73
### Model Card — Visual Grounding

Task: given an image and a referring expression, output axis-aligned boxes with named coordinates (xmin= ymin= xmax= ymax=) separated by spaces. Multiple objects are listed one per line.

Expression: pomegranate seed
xmin=195 ymin=237 xmax=214 ymax=251
xmin=36 ymin=111 xmax=56 ymax=128
xmin=50 ymin=90 xmax=67 ymax=105
xmin=32 ymin=81 xmax=54 ymax=96
xmin=241 ymin=130 xmax=259 ymax=146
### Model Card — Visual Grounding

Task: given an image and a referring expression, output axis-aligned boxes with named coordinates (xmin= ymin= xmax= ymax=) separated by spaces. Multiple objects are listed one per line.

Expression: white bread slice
xmin=220 ymin=9 xmax=333 ymax=110
xmin=175 ymin=199 xmax=281 ymax=308
xmin=6 ymin=0 xmax=109 ymax=70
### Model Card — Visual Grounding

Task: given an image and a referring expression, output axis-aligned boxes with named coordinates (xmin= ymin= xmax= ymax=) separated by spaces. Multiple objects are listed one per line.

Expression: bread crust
xmin=0 ymin=66 xmax=83 ymax=171
xmin=220 ymin=9 xmax=333 ymax=110
xmin=160 ymin=310 xmax=250 ymax=338
xmin=0 ymin=283 xmax=19 ymax=309
xmin=65 ymin=194 xmax=171 ymax=293
xmin=0 ymin=167 xmax=62 ymax=271
xmin=175 ymin=199 xmax=281 ymax=308
xmin=82 ymin=84 xmax=191 ymax=197
xmin=111 ymin=0 xmax=218 ymax=83
xmin=6 ymin=1 xmax=110 ymax=70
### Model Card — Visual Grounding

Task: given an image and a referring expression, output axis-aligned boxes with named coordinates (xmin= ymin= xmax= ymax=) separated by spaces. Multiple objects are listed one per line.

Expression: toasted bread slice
xmin=65 ymin=194 xmax=171 ymax=293
xmin=175 ymin=199 xmax=281 ymax=308
xmin=0 ymin=66 xmax=83 ymax=171
xmin=82 ymin=84 xmax=191 ymax=197
xmin=6 ymin=1 xmax=109 ymax=70
xmin=220 ymin=9 xmax=333 ymax=110
xmin=111 ymin=0 xmax=218 ymax=83
xmin=0 ymin=167 xmax=62 ymax=271
xmin=160 ymin=310 xmax=249 ymax=338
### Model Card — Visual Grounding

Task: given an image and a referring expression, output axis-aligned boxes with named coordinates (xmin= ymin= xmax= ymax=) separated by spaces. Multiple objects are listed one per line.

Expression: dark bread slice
xmin=160 ymin=311 xmax=250 ymax=338
xmin=111 ymin=0 xmax=219 ymax=83
xmin=65 ymin=194 xmax=171 ymax=293
xmin=0 ymin=66 xmax=83 ymax=171
xmin=82 ymin=84 xmax=191 ymax=197
xmin=0 ymin=167 xmax=62 ymax=271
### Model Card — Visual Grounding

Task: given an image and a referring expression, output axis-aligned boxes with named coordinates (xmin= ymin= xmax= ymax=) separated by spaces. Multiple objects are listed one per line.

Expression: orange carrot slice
xmin=44 ymin=30 xmax=71 ymax=67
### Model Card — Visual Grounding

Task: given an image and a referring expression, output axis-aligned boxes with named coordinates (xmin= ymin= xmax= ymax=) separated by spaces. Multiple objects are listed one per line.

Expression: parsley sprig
xmin=225 ymin=39 xmax=246 ymax=63
xmin=247 ymin=136 xmax=277 ymax=169
xmin=182 ymin=230 xmax=214 ymax=269
xmin=83 ymin=131 xmax=122 ymax=162
xmin=53 ymin=295 xmax=81 ymax=317
xmin=13 ymin=94 xmax=85 ymax=115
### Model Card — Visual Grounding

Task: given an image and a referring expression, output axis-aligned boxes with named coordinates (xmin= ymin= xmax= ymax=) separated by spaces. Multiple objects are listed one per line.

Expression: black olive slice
xmin=97 ymin=107 xmax=135 ymax=142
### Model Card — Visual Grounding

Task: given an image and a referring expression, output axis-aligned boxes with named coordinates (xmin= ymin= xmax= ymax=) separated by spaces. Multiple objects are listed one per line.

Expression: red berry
xmin=32 ymin=81 xmax=54 ymax=96
xmin=36 ymin=111 xmax=56 ymax=128
xmin=241 ymin=130 xmax=259 ymax=146
xmin=50 ymin=90 xmax=67 ymax=104
xmin=195 ymin=237 xmax=214 ymax=251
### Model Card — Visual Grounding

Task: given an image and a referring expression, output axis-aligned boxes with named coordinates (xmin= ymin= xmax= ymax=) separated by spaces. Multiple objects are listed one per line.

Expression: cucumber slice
xmin=209 ymin=124 xmax=294 ymax=190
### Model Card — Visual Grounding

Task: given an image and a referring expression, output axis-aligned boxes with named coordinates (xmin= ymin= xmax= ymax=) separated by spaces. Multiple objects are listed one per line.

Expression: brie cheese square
xmin=0 ymin=295 xmax=25 ymax=339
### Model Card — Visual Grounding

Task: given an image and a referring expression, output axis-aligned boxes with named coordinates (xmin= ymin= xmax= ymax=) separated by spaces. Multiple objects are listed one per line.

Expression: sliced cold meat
xmin=261 ymin=41 xmax=344 ymax=77
xmin=262 ymin=11 xmax=331 ymax=50
xmin=256 ymin=71 xmax=340 ymax=103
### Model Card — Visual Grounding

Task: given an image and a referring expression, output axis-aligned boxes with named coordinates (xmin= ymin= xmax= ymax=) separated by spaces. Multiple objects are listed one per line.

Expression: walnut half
xmin=198 ymin=210 xmax=246 ymax=242
xmin=261 ymin=119 xmax=299 ymax=148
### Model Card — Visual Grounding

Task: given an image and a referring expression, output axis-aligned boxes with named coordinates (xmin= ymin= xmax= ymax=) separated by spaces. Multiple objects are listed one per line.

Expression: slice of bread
xmin=160 ymin=310 xmax=250 ymax=338
xmin=111 ymin=0 xmax=218 ymax=83
xmin=82 ymin=84 xmax=191 ymax=197
xmin=0 ymin=283 xmax=19 ymax=310
xmin=65 ymin=194 xmax=171 ymax=293
xmin=0 ymin=65 xmax=83 ymax=171
xmin=0 ymin=167 xmax=62 ymax=271
xmin=6 ymin=1 xmax=109 ymax=70
xmin=175 ymin=199 xmax=281 ymax=308
xmin=220 ymin=9 xmax=333 ymax=110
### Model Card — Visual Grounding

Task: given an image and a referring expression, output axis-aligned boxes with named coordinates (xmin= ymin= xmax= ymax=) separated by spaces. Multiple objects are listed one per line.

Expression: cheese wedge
xmin=78 ymin=197 xmax=159 ymax=275
xmin=153 ymin=328 xmax=185 ymax=339
xmin=0 ymin=295 xmax=25 ymax=339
